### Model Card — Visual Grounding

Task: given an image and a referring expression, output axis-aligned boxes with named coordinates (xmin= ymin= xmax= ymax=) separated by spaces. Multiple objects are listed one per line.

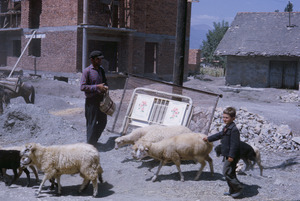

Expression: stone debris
xmin=209 ymin=107 xmax=299 ymax=152
xmin=278 ymin=91 xmax=299 ymax=103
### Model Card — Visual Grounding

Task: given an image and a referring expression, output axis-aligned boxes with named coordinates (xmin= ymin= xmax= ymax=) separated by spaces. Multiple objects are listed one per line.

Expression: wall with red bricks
xmin=14 ymin=30 xmax=78 ymax=73
xmin=20 ymin=0 xmax=29 ymax=28
xmin=131 ymin=0 xmax=191 ymax=37
xmin=188 ymin=49 xmax=201 ymax=74
xmin=21 ymin=0 xmax=79 ymax=28
xmin=16 ymin=0 xmax=191 ymax=78
xmin=88 ymin=0 xmax=111 ymax=26
xmin=40 ymin=0 xmax=79 ymax=27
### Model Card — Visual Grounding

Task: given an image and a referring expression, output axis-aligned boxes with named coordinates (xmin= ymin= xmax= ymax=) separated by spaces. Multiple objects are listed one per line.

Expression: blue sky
xmin=189 ymin=0 xmax=300 ymax=49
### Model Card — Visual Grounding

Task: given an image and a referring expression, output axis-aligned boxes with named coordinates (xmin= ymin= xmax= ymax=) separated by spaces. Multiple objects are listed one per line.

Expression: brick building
xmin=0 ymin=0 xmax=191 ymax=81
xmin=188 ymin=49 xmax=201 ymax=75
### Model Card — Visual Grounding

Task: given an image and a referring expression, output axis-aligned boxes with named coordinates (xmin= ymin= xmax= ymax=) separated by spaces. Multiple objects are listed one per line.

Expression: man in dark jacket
xmin=203 ymin=107 xmax=244 ymax=198
xmin=80 ymin=50 xmax=108 ymax=146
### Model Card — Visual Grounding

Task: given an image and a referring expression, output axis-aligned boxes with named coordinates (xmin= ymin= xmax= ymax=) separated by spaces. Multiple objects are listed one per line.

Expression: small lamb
xmin=0 ymin=150 xmax=31 ymax=186
xmin=136 ymin=133 xmax=214 ymax=182
xmin=1 ymin=145 xmax=39 ymax=183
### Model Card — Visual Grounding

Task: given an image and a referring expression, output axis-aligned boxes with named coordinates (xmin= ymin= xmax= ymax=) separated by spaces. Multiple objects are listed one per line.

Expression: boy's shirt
xmin=207 ymin=122 xmax=240 ymax=159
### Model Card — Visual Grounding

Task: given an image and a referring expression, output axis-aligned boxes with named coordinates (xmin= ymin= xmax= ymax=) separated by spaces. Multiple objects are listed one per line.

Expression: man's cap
xmin=89 ymin=50 xmax=104 ymax=59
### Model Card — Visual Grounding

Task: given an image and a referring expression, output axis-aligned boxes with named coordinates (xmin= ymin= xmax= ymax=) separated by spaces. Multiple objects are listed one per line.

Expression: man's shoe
xmin=223 ymin=192 xmax=231 ymax=196
xmin=231 ymin=188 xmax=243 ymax=198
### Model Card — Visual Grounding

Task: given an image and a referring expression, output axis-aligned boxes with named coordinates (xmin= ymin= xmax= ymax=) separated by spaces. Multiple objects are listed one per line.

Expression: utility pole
xmin=82 ymin=0 xmax=88 ymax=71
xmin=173 ymin=0 xmax=187 ymax=86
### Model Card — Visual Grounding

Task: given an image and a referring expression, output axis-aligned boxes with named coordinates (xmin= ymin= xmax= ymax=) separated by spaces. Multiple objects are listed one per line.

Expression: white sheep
xmin=20 ymin=142 xmax=103 ymax=197
xmin=131 ymin=125 xmax=192 ymax=158
xmin=115 ymin=125 xmax=165 ymax=149
xmin=136 ymin=133 xmax=214 ymax=182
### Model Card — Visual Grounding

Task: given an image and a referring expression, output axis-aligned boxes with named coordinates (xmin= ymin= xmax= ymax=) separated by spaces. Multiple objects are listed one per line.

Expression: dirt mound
xmin=0 ymin=104 xmax=82 ymax=147
xmin=28 ymin=78 xmax=84 ymax=98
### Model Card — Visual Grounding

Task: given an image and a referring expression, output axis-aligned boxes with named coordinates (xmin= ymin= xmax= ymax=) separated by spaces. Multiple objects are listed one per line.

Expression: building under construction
xmin=0 ymin=0 xmax=191 ymax=81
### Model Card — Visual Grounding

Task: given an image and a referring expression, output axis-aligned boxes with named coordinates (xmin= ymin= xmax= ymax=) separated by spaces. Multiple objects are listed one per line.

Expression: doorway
xmin=269 ymin=61 xmax=298 ymax=89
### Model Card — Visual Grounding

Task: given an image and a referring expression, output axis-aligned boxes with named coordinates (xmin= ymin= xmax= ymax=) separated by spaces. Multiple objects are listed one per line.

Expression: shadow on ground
xmin=96 ymin=136 xmax=118 ymax=152
xmin=145 ymin=171 xmax=224 ymax=182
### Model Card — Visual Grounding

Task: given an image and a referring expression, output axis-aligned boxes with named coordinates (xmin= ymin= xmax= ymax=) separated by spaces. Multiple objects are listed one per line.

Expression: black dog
xmin=214 ymin=141 xmax=263 ymax=175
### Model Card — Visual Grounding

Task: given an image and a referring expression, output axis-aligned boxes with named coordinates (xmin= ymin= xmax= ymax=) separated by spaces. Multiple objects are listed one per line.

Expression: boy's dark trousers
xmin=85 ymin=97 xmax=107 ymax=146
xmin=223 ymin=157 xmax=243 ymax=193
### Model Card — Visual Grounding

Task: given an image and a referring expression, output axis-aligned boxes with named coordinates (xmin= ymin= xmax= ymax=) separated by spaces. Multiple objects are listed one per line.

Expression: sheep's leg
xmin=152 ymin=161 xmax=164 ymax=182
xmin=36 ymin=174 xmax=55 ymax=196
xmin=79 ymin=178 xmax=90 ymax=193
xmin=29 ymin=165 xmax=40 ymax=183
xmin=56 ymin=176 xmax=62 ymax=196
xmin=98 ymin=173 xmax=103 ymax=183
xmin=17 ymin=167 xmax=23 ymax=178
xmin=49 ymin=178 xmax=57 ymax=190
xmin=23 ymin=168 xmax=31 ymax=187
xmin=2 ymin=168 xmax=10 ymax=185
xmin=92 ymin=178 xmax=98 ymax=197
xmin=36 ymin=176 xmax=48 ymax=196
xmin=174 ymin=161 xmax=184 ymax=182
xmin=8 ymin=168 xmax=19 ymax=186
xmin=205 ymin=155 xmax=214 ymax=176
xmin=194 ymin=160 xmax=206 ymax=181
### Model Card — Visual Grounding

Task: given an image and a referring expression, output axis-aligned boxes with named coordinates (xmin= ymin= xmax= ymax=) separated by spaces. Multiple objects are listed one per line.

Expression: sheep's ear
xmin=145 ymin=147 xmax=149 ymax=152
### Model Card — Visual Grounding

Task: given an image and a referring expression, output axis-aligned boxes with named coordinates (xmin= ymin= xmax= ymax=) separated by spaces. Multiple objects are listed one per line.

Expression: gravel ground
xmin=0 ymin=75 xmax=299 ymax=201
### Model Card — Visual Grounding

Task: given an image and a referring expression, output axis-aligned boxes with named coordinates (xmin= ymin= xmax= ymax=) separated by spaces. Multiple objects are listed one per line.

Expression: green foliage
xmin=284 ymin=1 xmax=293 ymax=12
xmin=200 ymin=20 xmax=229 ymax=67
xmin=199 ymin=67 xmax=224 ymax=77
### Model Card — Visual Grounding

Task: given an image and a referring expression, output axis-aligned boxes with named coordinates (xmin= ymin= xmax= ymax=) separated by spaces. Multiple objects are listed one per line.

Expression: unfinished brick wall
xmin=15 ymin=0 xmax=191 ymax=78
xmin=21 ymin=0 xmax=79 ymax=28
xmin=132 ymin=0 xmax=177 ymax=35
xmin=40 ymin=0 xmax=78 ymax=27
xmin=17 ymin=30 xmax=78 ymax=73
xmin=88 ymin=0 xmax=110 ymax=26
xmin=132 ymin=0 xmax=191 ymax=37
xmin=20 ymin=0 xmax=29 ymax=28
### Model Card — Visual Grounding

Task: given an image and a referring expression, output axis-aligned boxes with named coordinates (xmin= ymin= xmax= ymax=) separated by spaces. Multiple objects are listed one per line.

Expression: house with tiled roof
xmin=215 ymin=12 xmax=300 ymax=89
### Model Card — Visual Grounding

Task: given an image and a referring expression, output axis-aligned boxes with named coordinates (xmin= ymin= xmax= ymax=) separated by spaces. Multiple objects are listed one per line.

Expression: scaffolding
xmin=0 ymin=0 xmax=21 ymax=29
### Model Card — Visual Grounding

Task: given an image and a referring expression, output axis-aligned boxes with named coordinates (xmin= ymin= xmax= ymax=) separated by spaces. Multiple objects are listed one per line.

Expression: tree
xmin=200 ymin=20 xmax=229 ymax=67
xmin=284 ymin=1 xmax=293 ymax=12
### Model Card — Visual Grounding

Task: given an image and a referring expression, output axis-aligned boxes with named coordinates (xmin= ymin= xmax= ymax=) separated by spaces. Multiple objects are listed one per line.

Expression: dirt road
xmin=0 ymin=75 xmax=299 ymax=201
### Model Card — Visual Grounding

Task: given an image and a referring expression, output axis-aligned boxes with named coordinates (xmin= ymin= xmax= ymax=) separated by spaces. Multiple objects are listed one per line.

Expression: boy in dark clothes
xmin=203 ymin=107 xmax=244 ymax=198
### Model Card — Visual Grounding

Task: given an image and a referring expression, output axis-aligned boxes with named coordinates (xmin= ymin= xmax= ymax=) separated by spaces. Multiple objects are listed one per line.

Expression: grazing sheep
xmin=214 ymin=141 xmax=263 ymax=176
xmin=132 ymin=125 xmax=192 ymax=158
xmin=115 ymin=125 xmax=165 ymax=149
xmin=20 ymin=142 xmax=103 ymax=197
xmin=1 ymin=146 xmax=39 ymax=183
xmin=136 ymin=133 xmax=214 ymax=182
xmin=0 ymin=150 xmax=31 ymax=186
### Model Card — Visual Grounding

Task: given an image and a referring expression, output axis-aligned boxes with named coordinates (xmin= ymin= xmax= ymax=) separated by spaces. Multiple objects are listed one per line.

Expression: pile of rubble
xmin=278 ymin=91 xmax=299 ymax=103
xmin=209 ymin=107 xmax=299 ymax=152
